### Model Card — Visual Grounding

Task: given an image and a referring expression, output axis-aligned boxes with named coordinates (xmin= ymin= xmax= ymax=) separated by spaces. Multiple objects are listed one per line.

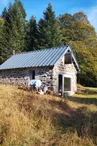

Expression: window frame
xmin=64 ymin=77 xmax=71 ymax=91
xmin=62 ymin=74 xmax=72 ymax=97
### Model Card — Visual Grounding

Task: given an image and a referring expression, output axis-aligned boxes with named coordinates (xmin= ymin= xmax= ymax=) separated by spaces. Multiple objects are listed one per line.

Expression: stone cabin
xmin=0 ymin=46 xmax=80 ymax=96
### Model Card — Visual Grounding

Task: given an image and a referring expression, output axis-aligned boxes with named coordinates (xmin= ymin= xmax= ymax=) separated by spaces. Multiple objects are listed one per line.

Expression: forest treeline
xmin=0 ymin=0 xmax=97 ymax=87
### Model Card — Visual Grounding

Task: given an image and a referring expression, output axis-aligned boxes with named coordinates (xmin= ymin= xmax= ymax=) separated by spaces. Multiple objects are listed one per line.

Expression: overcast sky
xmin=0 ymin=0 xmax=97 ymax=31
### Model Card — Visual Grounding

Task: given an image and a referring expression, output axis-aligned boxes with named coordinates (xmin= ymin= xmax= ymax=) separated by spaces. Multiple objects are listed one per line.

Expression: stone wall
xmin=0 ymin=57 xmax=77 ymax=95
xmin=0 ymin=67 xmax=53 ymax=89
xmin=0 ymin=69 xmax=30 ymax=85
xmin=52 ymin=56 xmax=77 ymax=95
xmin=35 ymin=67 xmax=53 ymax=89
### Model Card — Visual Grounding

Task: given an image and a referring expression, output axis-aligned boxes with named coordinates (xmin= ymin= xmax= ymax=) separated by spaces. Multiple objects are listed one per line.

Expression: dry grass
xmin=0 ymin=84 xmax=97 ymax=146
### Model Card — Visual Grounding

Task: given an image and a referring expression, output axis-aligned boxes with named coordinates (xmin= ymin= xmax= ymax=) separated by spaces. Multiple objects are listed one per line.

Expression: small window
xmin=64 ymin=53 xmax=72 ymax=64
xmin=64 ymin=77 xmax=71 ymax=91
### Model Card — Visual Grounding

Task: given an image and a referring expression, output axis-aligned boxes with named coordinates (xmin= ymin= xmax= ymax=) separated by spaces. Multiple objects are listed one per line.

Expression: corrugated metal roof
xmin=0 ymin=46 xmax=80 ymax=71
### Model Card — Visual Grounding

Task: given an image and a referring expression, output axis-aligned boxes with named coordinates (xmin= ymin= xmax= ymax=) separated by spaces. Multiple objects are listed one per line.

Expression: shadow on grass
xmin=48 ymin=99 xmax=97 ymax=144
xmin=77 ymin=88 xmax=97 ymax=95
xmin=49 ymin=99 xmax=88 ymax=136
xmin=68 ymin=96 xmax=97 ymax=106
xmin=17 ymin=92 xmax=97 ymax=144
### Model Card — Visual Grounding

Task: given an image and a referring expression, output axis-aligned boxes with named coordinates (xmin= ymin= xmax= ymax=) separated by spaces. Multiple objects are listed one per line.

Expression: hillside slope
xmin=0 ymin=85 xmax=97 ymax=146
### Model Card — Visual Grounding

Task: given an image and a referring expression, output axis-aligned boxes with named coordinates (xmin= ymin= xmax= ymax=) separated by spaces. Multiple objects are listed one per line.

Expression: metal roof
xmin=0 ymin=46 xmax=80 ymax=71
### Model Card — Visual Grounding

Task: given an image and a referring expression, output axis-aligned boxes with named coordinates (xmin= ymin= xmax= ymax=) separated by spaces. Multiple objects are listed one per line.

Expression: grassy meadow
xmin=0 ymin=84 xmax=97 ymax=146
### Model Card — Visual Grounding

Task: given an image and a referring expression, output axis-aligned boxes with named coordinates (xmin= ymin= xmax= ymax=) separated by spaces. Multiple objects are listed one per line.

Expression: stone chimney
xmin=13 ymin=50 xmax=15 ymax=55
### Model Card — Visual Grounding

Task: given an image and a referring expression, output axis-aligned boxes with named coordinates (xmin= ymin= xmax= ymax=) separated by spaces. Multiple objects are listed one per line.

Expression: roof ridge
xmin=14 ymin=46 xmax=66 ymax=56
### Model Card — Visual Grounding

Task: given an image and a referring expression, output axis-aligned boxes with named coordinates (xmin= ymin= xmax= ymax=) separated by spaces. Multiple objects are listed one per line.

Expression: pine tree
xmin=8 ymin=1 xmax=26 ymax=52
xmin=26 ymin=16 xmax=38 ymax=51
xmin=15 ymin=0 xmax=26 ymax=18
xmin=0 ymin=0 xmax=27 ymax=63
xmin=0 ymin=17 xmax=5 ymax=64
xmin=0 ymin=18 xmax=4 ymax=34
xmin=2 ymin=7 xmax=8 ymax=19
xmin=37 ymin=3 xmax=63 ymax=49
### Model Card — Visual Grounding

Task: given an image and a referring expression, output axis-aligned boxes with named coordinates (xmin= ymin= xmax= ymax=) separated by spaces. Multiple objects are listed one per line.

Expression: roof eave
xmin=0 ymin=65 xmax=54 ymax=71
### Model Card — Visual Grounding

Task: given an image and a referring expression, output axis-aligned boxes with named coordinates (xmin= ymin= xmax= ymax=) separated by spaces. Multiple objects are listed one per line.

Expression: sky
xmin=0 ymin=0 xmax=97 ymax=31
